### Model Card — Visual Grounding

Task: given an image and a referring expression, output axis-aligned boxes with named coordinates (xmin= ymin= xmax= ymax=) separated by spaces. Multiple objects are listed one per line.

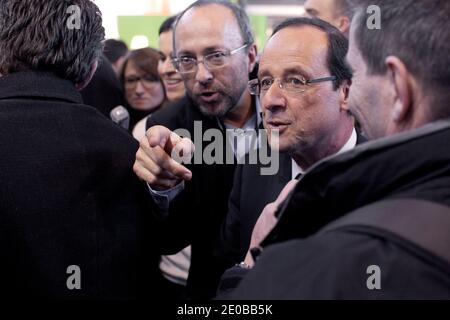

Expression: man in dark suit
xmin=231 ymin=0 xmax=450 ymax=299
xmin=215 ymin=18 xmax=365 ymax=292
xmin=133 ymin=0 xmax=259 ymax=299
xmin=0 ymin=0 xmax=158 ymax=298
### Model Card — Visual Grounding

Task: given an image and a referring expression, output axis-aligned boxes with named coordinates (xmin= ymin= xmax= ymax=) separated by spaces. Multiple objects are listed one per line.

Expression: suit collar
xmin=0 ymin=71 xmax=83 ymax=104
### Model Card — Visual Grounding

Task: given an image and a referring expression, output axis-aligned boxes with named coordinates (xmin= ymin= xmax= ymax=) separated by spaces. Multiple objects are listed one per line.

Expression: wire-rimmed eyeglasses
xmin=172 ymin=43 xmax=249 ymax=74
xmin=248 ymin=75 xmax=337 ymax=96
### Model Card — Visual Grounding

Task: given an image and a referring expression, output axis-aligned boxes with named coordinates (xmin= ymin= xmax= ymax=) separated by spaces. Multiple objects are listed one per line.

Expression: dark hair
xmin=272 ymin=17 xmax=353 ymax=90
xmin=351 ymin=0 xmax=450 ymax=120
xmin=334 ymin=0 xmax=354 ymax=19
xmin=0 ymin=0 xmax=105 ymax=84
xmin=173 ymin=0 xmax=254 ymax=51
xmin=103 ymin=39 xmax=128 ymax=64
xmin=159 ymin=15 xmax=178 ymax=35
xmin=120 ymin=47 xmax=164 ymax=88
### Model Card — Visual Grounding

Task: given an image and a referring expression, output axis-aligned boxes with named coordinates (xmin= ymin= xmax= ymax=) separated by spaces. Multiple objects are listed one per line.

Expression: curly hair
xmin=0 ymin=0 xmax=105 ymax=84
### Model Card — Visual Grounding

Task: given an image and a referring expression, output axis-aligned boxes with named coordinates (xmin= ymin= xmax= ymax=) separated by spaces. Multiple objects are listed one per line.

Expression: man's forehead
xmin=305 ymin=0 xmax=335 ymax=14
xmin=175 ymin=4 xmax=241 ymax=51
xmin=176 ymin=4 xmax=237 ymax=37
xmin=260 ymin=26 xmax=328 ymax=71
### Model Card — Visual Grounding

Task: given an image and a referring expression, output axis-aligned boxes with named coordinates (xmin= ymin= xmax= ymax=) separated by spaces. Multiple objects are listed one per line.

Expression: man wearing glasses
xmin=216 ymin=17 xmax=366 ymax=296
xmin=133 ymin=0 xmax=258 ymax=299
xmin=231 ymin=0 xmax=450 ymax=299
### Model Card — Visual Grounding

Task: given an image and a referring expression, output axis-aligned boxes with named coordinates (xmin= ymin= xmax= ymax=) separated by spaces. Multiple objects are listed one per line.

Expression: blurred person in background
xmin=154 ymin=15 xmax=191 ymax=300
xmin=120 ymin=47 xmax=166 ymax=135
xmin=103 ymin=39 xmax=129 ymax=77
xmin=134 ymin=15 xmax=188 ymax=141
xmin=304 ymin=0 xmax=353 ymax=37
xmin=81 ymin=54 xmax=126 ymax=117
xmin=157 ymin=15 xmax=186 ymax=102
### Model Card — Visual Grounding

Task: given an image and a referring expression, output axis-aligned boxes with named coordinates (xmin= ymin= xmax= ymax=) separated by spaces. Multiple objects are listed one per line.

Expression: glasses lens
xmin=205 ymin=52 xmax=227 ymax=69
xmin=260 ymin=78 xmax=274 ymax=91
xmin=178 ymin=57 xmax=196 ymax=73
xmin=125 ymin=77 xmax=138 ymax=88
xmin=125 ymin=76 xmax=159 ymax=89
xmin=248 ymin=79 xmax=260 ymax=95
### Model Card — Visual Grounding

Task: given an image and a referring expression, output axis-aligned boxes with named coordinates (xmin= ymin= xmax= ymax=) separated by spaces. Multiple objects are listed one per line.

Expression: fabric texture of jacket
xmin=230 ymin=120 xmax=450 ymax=299
xmin=0 ymin=71 xmax=159 ymax=299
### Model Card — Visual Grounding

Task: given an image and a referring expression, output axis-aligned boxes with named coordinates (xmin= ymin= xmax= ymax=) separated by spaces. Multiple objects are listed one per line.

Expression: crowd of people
xmin=0 ymin=0 xmax=449 ymax=300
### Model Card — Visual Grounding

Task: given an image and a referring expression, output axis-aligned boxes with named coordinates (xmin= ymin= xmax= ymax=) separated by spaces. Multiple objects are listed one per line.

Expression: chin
xmin=131 ymin=102 xmax=159 ymax=112
xmin=167 ymin=90 xmax=185 ymax=102
xmin=198 ymin=103 xmax=228 ymax=118
xmin=268 ymin=137 xmax=289 ymax=153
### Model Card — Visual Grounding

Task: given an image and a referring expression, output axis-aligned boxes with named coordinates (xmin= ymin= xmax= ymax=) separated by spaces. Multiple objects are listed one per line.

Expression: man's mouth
xmin=198 ymin=91 xmax=220 ymax=103
xmin=266 ymin=120 xmax=291 ymax=132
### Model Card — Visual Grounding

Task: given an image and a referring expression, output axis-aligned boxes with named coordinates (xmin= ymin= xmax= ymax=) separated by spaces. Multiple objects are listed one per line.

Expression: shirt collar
xmin=292 ymin=127 xmax=357 ymax=179
xmin=218 ymin=95 xmax=262 ymax=130
xmin=336 ymin=127 xmax=357 ymax=155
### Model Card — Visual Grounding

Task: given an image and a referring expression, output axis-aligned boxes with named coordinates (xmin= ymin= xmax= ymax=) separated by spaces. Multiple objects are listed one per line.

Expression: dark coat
xmin=0 ymin=71 xmax=159 ymax=299
xmin=217 ymin=133 xmax=367 ymax=268
xmin=80 ymin=55 xmax=126 ymax=118
xmin=230 ymin=121 xmax=450 ymax=299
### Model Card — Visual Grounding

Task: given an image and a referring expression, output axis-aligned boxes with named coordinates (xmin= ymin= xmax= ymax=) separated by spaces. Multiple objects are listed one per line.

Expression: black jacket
xmin=80 ymin=55 xmax=126 ymax=118
xmin=146 ymin=96 xmax=240 ymax=299
xmin=0 ymin=71 xmax=159 ymax=299
xmin=230 ymin=121 xmax=450 ymax=299
xmin=218 ymin=133 xmax=367 ymax=268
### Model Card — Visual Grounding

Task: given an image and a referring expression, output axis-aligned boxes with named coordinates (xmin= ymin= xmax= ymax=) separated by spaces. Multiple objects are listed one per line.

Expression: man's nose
xmin=262 ymin=81 xmax=287 ymax=112
xmin=195 ymin=61 xmax=213 ymax=85
xmin=162 ymin=58 xmax=176 ymax=74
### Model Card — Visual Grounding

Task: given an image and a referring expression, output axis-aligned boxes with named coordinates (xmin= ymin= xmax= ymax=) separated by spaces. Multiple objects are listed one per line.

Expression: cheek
xmin=125 ymin=88 xmax=134 ymax=100
xmin=183 ymin=78 xmax=196 ymax=93
xmin=151 ymin=86 xmax=165 ymax=103
xmin=290 ymin=94 xmax=333 ymax=134
xmin=349 ymin=81 xmax=367 ymax=112
xmin=157 ymin=61 xmax=164 ymax=76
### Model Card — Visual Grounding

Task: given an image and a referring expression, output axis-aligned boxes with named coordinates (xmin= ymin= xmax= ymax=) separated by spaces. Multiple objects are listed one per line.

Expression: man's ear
xmin=75 ymin=59 xmax=99 ymax=91
xmin=247 ymin=43 xmax=258 ymax=74
xmin=337 ymin=16 xmax=351 ymax=35
xmin=385 ymin=56 xmax=413 ymax=122
xmin=339 ymin=79 xmax=351 ymax=112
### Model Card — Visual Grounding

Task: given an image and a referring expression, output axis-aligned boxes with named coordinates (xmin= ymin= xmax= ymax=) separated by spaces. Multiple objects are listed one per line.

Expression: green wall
xmin=117 ymin=15 xmax=268 ymax=50
xmin=118 ymin=16 xmax=167 ymax=49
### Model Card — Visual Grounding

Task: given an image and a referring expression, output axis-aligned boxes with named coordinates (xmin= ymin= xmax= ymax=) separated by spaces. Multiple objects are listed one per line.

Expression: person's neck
xmin=292 ymin=119 xmax=354 ymax=171
xmin=223 ymin=92 xmax=254 ymax=128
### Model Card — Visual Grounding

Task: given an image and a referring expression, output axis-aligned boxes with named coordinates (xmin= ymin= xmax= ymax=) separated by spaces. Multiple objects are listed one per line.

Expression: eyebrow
xmin=177 ymin=46 xmax=224 ymax=57
xmin=305 ymin=8 xmax=319 ymax=16
xmin=259 ymin=66 xmax=312 ymax=79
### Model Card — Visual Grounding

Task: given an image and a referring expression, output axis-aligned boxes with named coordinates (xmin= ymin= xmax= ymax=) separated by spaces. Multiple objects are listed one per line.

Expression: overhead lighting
xmin=130 ymin=35 xmax=149 ymax=49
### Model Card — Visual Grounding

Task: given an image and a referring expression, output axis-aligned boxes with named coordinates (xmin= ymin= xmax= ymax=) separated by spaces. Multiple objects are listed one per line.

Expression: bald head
xmin=170 ymin=1 xmax=257 ymax=119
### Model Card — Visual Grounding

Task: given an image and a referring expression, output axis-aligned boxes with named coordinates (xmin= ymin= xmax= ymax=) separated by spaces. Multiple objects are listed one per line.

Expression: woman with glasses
xmin=120 ymin=47 xmax=166 ymax=135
